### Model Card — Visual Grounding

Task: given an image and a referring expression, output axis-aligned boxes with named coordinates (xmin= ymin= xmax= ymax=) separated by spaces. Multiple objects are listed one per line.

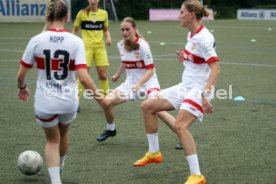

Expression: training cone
xmin=234 ymin=96 xmax=246 ymax=101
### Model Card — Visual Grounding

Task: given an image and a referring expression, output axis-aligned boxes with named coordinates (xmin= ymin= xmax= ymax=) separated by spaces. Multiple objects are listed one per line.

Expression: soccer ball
xmin=17 ymin=150 xmax=43 ymax=175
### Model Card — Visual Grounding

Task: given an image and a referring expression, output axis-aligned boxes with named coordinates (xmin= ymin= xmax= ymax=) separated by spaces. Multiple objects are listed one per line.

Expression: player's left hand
xmin=106 ymin=37 xmax=112 ymax=46
xmin=18 ymin=88 xmax=30 ymax=101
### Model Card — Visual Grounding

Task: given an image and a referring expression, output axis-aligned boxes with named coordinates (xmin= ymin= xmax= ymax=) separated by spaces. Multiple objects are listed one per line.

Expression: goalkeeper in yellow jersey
xmin=73 ymin=0 xmax=112 ymax=112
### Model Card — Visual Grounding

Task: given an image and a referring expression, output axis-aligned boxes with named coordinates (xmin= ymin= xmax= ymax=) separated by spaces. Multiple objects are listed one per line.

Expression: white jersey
xmin=20 ymin=28 xmax=87 ymax=114
xmin=117 ymin=37 xmax=159 ymax=88
xmin=182 ymin=25 xmax=219 ymax=89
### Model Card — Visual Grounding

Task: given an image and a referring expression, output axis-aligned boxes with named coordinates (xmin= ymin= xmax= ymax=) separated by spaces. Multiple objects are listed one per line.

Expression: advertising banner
xmin=0 ymin=0 xmax=71 ymax=22
xmin=237 ymin=9 xmax=276 ymax=20
xmin=149 ymin=9 xmax=214 ymax=21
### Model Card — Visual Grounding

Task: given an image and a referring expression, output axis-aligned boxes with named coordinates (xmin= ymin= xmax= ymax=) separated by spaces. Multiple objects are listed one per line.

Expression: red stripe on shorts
xmin=183 ymin=99 xmax=204 ymax=113
xmin=36 ymin=114 xmax=58 ymax=122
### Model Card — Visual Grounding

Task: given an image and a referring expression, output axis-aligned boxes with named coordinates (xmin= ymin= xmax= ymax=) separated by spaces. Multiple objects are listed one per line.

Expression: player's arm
xmin=103 ymin=26 xmax=112 ymax=46
xmin=16 ymin=65 xmax=30 ymax=101
xmin=111 ymin=63 xmax=125 ymax=82
xmin=77 ymin=68 xmax=109 ymax=108
xmin=136 ymin=68 xmax=154 ymax=87
xmin=202 ymin=61 xmax=220 ymax=113
xmin=132 ymin=68 xmax=154 ymax=92
xmin=204 ymin=61 xmax=220 ymax=93
xmin=72 ymin=11 xmax=81 ymax=36
xmin=72 ymin=26 xmax=79 ymax=35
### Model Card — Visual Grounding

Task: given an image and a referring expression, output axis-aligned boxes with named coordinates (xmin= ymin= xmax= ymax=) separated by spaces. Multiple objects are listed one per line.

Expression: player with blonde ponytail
xmin=134 ymin=1 xmax=220 ymax=184
xmin=16 ymin=0 xmax=108 ymax=183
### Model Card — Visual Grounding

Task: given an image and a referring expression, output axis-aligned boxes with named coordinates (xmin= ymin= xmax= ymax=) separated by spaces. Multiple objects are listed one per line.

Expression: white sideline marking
xmin=154 ymin=57 xmax=276 ymax=67
xmin=0 ymin=49 xmax=23 ymax=53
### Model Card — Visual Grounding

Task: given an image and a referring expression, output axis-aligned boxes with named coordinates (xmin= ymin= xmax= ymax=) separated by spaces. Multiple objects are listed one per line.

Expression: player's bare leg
xmin=97 ymin=89 xmax=127 ymax=141
xmin=58 ymin=123 xmax=70 ymax=173
xmin=134 ymin=97 xmax=174 ymax=166
xmin=174 ymin=110 xmax=206 ymax=183
xmin=43 ymin=125 xmax=62 ymax=184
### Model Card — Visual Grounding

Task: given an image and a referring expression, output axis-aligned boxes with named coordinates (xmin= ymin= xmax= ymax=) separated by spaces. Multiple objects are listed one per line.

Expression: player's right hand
xmin=176 ymin=48 xmax=184 ymax=62
xmin=18 ymin=88 xmax=30 ymax=101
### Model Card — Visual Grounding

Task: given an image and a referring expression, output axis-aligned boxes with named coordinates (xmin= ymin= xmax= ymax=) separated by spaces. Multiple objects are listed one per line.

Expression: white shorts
xmin=159 ymin=83 xmax=204 ymax=121
xmin=116 ymin=82 xmax=160 ymax=101
xmin=35 ymin=110 xmax=77 ymax=128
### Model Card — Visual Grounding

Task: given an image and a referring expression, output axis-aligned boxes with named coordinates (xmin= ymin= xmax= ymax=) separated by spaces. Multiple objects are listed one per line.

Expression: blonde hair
xmin=122 ymin=17 xmax=143 ymax=51
xmin=45 ymin=0 xmax=68 ymax=22
xmin=183 ymin=0 xmax=210 ymax=20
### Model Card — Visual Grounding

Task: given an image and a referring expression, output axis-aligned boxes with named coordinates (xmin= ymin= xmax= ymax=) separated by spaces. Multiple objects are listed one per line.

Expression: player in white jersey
xmin=96 ymin=17 xmax=176 ymax=142
xmin=16 ymin=1 xmax=107 ymax=184
xmin=134 ymin=1 xmax=220 ymax=184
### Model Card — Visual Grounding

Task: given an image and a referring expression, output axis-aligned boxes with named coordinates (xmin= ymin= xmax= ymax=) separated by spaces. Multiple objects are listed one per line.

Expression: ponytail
xmin=45 ymin=0 xmax=68 ymax=22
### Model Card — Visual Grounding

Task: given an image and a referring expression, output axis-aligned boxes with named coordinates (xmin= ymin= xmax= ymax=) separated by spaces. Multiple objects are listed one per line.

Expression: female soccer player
xmin=73 ymin=0 xmax=112 ymax=111
xmin=134 ymin=1 xmax=220 ymax=184
xmin=16 ymin=1 xmax=107 ymax=183
xmin=96 ymin=17 xmax=176 ymax=143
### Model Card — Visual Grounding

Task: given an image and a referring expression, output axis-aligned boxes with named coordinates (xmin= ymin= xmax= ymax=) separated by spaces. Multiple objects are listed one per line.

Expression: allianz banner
xmin=237 ymin=9 xmax=276 ymax=20
xmin=0 ymin=0 xmax=71 ymax=22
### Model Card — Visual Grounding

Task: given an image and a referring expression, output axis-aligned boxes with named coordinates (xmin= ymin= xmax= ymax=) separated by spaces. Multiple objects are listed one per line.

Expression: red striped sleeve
xmin=145 ymin=64 xmax=154 ymax=69
xmin=75 ymin=64 xmax=87 ymax=70
xmin=20 ymin=60 xmax=33 ymax=68
xmin=207 ymin=57 xmax=219 ymax=64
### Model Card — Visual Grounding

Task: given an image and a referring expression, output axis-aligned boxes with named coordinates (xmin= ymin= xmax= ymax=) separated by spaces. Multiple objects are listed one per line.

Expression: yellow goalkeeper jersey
xmin=74 ymin=9 xmax=108 ymax=47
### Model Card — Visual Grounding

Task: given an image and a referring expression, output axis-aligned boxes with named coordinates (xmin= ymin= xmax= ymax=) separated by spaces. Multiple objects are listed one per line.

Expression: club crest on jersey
xmin=191 ymin=43 xmax=196 ymax=50
xmin=134 ymin=52 xmax=140 ymax=59
xmin=136 ymin=61 xmax=144 ymax=68
xmin=91 ymin=17 xmax=97 ymax=23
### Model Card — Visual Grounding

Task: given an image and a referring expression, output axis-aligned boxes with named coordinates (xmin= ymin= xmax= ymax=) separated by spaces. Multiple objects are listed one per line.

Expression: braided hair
xmin=45 ymin=0 xmax=68 ymax=22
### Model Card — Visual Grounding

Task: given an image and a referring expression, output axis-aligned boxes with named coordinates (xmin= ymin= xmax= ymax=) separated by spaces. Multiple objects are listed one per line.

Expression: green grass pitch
xmin=0 ymin=20 xmax=276 ymax=184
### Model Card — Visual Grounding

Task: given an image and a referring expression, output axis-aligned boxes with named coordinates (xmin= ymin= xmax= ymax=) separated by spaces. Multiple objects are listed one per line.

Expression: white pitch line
xmin=0 ymin=49 xmax=23 ymax=53
xmin=221 ymin=62 xmax=276 ymax=67
xmin=0 ymin=49 xmax=275 ymax=68
xmin=154 ymin=57 xmax=276 ymax=67
xmin=0 ymin=37 xmax=28 ymax=40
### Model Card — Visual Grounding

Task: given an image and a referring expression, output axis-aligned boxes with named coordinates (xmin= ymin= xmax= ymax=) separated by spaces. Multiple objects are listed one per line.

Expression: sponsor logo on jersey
xmin=136 ymin=61 xmax=143 ymax=68
xmin=81 ymin=21 xmax=104 ymax=30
